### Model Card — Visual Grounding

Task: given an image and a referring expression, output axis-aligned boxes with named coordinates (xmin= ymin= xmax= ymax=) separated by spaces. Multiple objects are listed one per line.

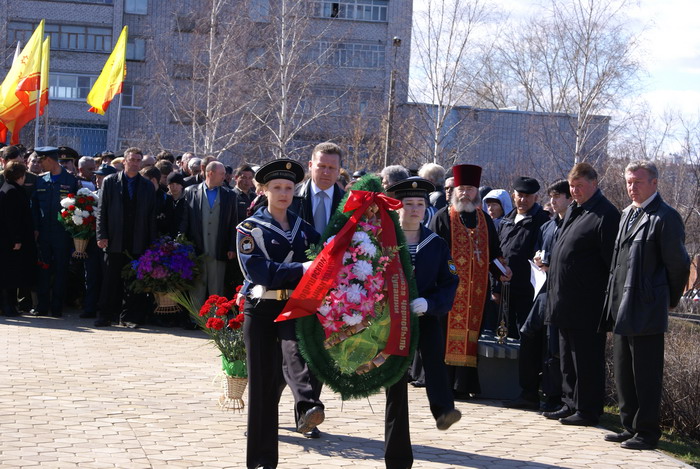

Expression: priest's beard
xmin=452 ymin=192 xmax=477 ymax=213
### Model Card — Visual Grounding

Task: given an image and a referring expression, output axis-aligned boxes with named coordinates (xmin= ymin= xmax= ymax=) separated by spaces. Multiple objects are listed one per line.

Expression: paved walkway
xmin=0 ymin=312 xmax=691 ymax=469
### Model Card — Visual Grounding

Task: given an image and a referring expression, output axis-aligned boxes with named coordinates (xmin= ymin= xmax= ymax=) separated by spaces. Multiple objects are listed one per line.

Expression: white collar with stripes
xmin=255 ymin=215 xmax=302 ymax=244
xmin=415 ymin=231 xmax=438 ymax=253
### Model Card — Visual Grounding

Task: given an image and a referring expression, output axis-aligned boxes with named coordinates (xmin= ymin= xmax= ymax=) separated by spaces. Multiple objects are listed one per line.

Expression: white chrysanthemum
xmin=60 ymin=198 xmax=75 ymax=208
xmin=344 ymin=283 xmax=366 ymax=303
xmin=318 ymin=303 xmax=331 ymax=317
xmin=81 ymin=210 xmax=91 ymax=218
xmin=343 ymin=313 xmax=363 ymax=326
xmin=352 ymin=260 xmax=373 ymax=281
xmin=342 ymin=252 xmax=352 ymax=264
xmin=352 ymin=230 xmax=371 ymax=246
xmin=72 ymin=215 xmax=84 ymax=225
xmin=358 ymin=240 xmax=377 ymax=258
xmin=77 ymin=188 xmax=93 ymax=196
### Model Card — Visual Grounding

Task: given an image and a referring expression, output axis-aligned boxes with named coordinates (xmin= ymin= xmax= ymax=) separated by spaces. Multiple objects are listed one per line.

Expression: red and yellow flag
xmin=87 ymin=26 xmax=127 ymax=115
xmin=10 ymin=36 xmax=51 ymax=145
xmin=0 ymin=20 xmax=45 ymax=144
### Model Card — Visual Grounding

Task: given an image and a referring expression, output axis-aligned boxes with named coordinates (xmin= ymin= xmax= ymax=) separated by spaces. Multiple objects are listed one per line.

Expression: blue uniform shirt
xmin=32 ymin=168 xmax=79 ymax=233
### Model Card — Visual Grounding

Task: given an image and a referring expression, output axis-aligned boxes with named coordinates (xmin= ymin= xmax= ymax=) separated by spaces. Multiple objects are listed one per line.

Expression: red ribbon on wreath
xmin=275 ymin=190 xmax=411 ymax=357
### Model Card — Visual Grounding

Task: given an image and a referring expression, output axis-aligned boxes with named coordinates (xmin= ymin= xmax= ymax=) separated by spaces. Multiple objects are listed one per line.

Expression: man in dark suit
xmin=180 ymin=161 xmax=237 ymax=309
xmin=95 ymin=147 xmax=157 ymax=327
xmin=601 ymin=161 xmax=690 ymax=450
xmin=292 ymin=142 xmax=345 ymax=234
xmin=288 ymin=142 xmax=345 ymax=438
xmin=544 ymin=162 xmax=620 ymax=426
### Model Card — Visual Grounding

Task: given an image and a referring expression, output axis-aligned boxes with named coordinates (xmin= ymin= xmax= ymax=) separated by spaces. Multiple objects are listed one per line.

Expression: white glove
xmin=302 ymin=261 xmax=313 ymax=273
xmin=410 ymin=298 xmax=428 ymax=316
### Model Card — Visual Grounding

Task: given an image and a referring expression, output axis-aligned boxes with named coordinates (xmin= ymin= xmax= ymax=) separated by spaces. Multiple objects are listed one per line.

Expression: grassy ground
xmin=601 ymin=407 xmax=700 ymax=468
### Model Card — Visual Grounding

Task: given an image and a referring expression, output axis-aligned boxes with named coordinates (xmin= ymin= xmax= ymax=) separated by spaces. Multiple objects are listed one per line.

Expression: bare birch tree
xmin=409 ymin=0 xmax=498 ymax=166
xmin=496 ymin=0 xmax=642 ymax=165
xmin=149 ymin=0 xmax=255 ymax=158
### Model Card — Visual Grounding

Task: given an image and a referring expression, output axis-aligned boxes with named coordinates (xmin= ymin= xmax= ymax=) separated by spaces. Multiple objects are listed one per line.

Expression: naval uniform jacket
xmin=601 ymin=194 xmax=690 ymax=336
xmin=236 ymin=207 xmax=320 ymax=294
xmin=413 ymin=224 xmax=459 ymax=316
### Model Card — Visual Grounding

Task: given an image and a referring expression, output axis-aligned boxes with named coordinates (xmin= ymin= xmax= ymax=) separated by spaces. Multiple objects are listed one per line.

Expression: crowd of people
xmin=0 ymin=141 xmax=691 ymax=468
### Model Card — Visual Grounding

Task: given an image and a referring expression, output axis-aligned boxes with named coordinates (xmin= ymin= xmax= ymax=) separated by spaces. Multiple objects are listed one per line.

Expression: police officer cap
xmin=166 ymin=172 xmax=186 ymax=186
xmin=58 ymin=146 xmax=80 ymax=161
xmin=34 ymin=146 xmax=61 ymax=160
xmin=352 ymin=170 xmax=366 ymax=179
xmin=513 ymin=176 xmax=540 ymax=194
xmin=254 ymin=159 xmax=305 ymax=184
xmin=387 ymin=176 xmax=435 ymax=200
xmin=94 ymin=164 xmax=117 ymax=176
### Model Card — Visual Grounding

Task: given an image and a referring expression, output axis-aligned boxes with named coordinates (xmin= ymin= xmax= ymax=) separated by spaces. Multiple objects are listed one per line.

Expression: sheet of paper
xmin=529 ymin=260 xmax=547 ymax=300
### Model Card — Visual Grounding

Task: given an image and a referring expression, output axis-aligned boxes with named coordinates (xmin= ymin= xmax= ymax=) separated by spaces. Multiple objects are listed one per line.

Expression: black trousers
xmin=417 ymin=315 xmax=454 ymax=419
xmin=559 ymin=328 xmax=606 ymax=418
xmin=614 ymin=333 xmax=664 ymax=443
xmin=98 ymin=252 xmax=147 ymax=324
xmin=244 ymin=299 xmax=323 ymax=469
xmin=385 ymin=376 xmax=412 ymax=469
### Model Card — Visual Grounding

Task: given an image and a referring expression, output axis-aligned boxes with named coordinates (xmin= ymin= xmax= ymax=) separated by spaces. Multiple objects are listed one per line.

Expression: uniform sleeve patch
xmin=239 ymin=235 xmax=255 ymax=254
xmin=448 ymin=260 xmax=457 ymax=275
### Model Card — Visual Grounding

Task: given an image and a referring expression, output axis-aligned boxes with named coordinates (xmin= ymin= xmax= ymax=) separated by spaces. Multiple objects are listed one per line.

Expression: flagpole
xmin=44 ymin=101 xmax=49 ymax=144
xmin=33 ymin=40 xmax=43 ymax=148
xmin=113 ymin=92 xmax=123 ymax=150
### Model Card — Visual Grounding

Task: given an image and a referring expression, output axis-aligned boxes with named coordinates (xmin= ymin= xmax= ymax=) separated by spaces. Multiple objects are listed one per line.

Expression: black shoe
xmin=539 ymin=400 xmax=563 ymax=413
xmin=3 ymin=305 xmax=20 ymax=317
xmin=604 ymin=431 xmax=634 ymax=443
xmin=453 ymin=391 xmax=471 ymax=401
xmin=79 ymin=312 xmax=97 ymax=319
xmin=559 ymin=412 xmax=598 ymax=426
xmin=621 ymin=436 xmax=657 ymax=450
xmin=410 ymin=380 xmax=425 ymax=388
xmin=303 ymin=427 xmax=321 ymax=439
xmin=436 ymin=408 xmax=462 ymax=430
xmin=93 ymin=319 xmax=111 ymax=327
xmin=297 ymin=406 xmax=325 ymax=434
xmin=50 ymin=311 xmax=63 ymax=318
xmin=506 ymin=396 xmax=540 ymax=410
xmin=118 ymin=321 xmax=139 ymax=329
xmin=542 ymin=405 xmax=574 ymax=420
xmin=29 ymin=308 xmax=48 ymax=317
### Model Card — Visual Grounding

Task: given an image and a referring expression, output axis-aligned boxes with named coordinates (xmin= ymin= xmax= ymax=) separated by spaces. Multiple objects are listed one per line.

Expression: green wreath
xmin=296 ymin=174 xmax=419 ymax=400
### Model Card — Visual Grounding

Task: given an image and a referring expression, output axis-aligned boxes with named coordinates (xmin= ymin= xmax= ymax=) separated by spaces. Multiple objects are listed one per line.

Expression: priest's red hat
xmin=452 ymin=164 xmax=482 ymax=188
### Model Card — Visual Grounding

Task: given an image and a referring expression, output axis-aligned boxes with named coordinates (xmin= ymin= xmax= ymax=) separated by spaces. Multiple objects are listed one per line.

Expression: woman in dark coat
xmin=0 ymin=161 xmax=37 ymax=316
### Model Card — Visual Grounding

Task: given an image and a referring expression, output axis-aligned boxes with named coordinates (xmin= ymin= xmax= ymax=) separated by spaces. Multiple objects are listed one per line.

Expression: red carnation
xmin=61 ymin=211 xmax=69 ymax=218
xmin=199 ymin=304 xmax=211 ymax=317
xmin=228 ymin=318 xmax=242 ymax=330
xmin=77 ymin=197 xmax=86 ymax=204
xmin=68 ymin=205 xmax=76 ymax=211
xmin=67 ymin=193 xmax=74 ymax=198
xmin=206 ymin=317 xmax=225 ymax=330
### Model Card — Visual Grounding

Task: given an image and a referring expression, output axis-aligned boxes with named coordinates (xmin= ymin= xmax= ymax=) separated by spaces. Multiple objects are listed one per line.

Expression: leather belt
xmin=255 ymin=289 xmax=294 ymax=301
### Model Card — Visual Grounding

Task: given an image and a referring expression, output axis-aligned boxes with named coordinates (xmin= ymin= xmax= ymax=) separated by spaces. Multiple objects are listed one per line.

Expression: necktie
xmin=627 ymin=207 xmax=642 ymax=232
xmin=314 ymin=191 xmax=328 ymax=233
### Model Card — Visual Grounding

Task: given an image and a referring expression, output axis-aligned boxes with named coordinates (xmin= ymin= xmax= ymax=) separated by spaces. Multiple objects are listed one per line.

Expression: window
xmin=122 ymin=84 xmax=138 ymax=107
xmin=49 ymin=73 xmax=96 ymax=101
xmin=307 ymin=41 xmax=385 ymax=69
xmin=53 ymin=0 xmax=113 ymax=3
xmin=7 ymin=22 xmax=35 ymax=45
xmin=15 ymin=22 xmax=114 ymax=52
xmin=125 ymin=0 xmax=148 ymax=14
xmin=310 ymin=0 xmax=388 ymax=22
xmin=126 ymin=38 xmax=146 ymax=61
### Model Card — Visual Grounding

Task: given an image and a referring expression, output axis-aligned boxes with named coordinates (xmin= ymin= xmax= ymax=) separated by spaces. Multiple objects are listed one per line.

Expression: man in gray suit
xmin=180 ymin=161 xmax=237 ymax=309
xmin=601 ymin=160 xmax=690 ymax=450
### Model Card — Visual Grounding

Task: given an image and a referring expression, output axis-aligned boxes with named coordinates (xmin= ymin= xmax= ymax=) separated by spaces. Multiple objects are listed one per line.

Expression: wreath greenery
xmin=296 ymin=174 xmax=419 ymax=400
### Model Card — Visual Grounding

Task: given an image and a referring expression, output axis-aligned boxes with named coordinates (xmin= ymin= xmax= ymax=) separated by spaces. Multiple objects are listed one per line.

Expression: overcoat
xmin=96 ymin=171 xmax=156 ymax=256
xmin=545 ymin=189 xmax=620 ymax=330
xmin=601 ymin=194 xmax=690 ymax=336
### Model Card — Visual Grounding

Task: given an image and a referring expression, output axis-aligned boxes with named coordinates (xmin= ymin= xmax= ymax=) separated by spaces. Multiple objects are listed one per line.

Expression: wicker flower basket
xmin=72 ymin=238 xmax=89 ymax=259
xmin=218 ymin=374 xmax=247 ymax=410
xmin=153 ymin=291 xmax=180 ymax=314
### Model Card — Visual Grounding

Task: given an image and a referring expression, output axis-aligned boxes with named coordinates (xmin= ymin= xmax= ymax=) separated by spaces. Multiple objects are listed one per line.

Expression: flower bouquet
xmin=277 ymin=175 xmax=419 ymax=400
xmin=123 ymin=235 xmax=201 ymax=313
xmin=174 ymin=291 xmax=248 ymax=410
xmin=58 ymin=188 xmax=97 ymax=259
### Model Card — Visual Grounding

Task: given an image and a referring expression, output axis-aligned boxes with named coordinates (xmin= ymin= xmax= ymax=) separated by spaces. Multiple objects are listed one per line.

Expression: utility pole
xmin=383 ymin=37 xmax=401 ymax=169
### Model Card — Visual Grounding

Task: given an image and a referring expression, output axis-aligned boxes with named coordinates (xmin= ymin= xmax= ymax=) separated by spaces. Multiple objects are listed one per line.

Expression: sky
xmin=411 ymin=0 xmax=700 ymax=118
